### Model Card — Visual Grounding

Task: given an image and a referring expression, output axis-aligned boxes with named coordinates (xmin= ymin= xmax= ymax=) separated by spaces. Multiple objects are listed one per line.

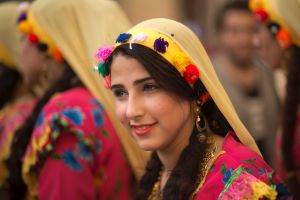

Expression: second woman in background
xmin=6 ymin=0 xmax=147 ymax=199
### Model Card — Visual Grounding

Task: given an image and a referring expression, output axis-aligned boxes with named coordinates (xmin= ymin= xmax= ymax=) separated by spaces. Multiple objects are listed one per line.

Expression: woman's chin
xmin=136 ymin=141 xmax=158 ymax=151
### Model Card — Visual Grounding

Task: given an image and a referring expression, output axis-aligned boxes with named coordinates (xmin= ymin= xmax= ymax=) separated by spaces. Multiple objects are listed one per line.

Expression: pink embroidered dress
xmin=192 ymin=132 xmax=292 ymax=200
xmin=22 ymin=87 xmax=133 ymax=200
xmin=0 ymin=94 xmax=37 ymax=186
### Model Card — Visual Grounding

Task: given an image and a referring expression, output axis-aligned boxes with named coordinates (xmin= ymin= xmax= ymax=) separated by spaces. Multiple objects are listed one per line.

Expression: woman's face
xmin=254 ymin=24 xmax=284 ymax=69
xmin=19 ymin=38 xmax=46 ymax=86
xmin=110 ymin=54 xmax=194 ymax=151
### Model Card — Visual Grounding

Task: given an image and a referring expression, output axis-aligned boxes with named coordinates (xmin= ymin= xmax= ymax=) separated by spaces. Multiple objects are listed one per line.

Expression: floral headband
xmin=94 ymin=28 xmax=211 ymax=105
xmin=17 ymin=2 xmax=63 ymax=62
xmin=249 ymin=0 xmax=292 ymax=49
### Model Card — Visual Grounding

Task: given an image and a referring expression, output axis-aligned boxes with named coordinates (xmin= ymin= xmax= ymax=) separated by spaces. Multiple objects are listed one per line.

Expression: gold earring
xmin=195 ymin=101 xmax=207 ymax=142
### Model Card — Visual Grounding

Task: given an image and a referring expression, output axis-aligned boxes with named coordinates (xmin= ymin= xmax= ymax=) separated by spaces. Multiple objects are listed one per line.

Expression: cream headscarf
xmin=29 ymin=0 xmax=148 ymax=178
xmin=123 ymin=18 xmax=261 ymax=155
xmin=251 ymin=0 xmax=300 ymax=47
xmin=266 ymin=0 xmax=300 ymax=46
xmin=0 ymin=2 xmax=21 ymax=70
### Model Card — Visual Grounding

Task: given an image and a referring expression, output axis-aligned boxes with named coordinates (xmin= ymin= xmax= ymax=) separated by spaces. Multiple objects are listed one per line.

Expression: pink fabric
xmin=193 ymin=132 xmax=291 ymax=200
xmin=0 ymin=96 xmax=37 ymax=152
xmin=0 ymin=95 xmax=37 ymax=184
xmin=24 ymin=87 xmax=133 ymax=200
xmin=275 ymin=116 xmax=300 ymax=183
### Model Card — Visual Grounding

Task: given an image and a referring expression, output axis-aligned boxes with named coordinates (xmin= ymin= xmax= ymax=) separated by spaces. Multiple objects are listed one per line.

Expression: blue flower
xmin=62 ymin=150 xmax=82 ymax=171
xmin=78 ymin=142 xmax=92 ymax=161
xmin=61 ymin=107 xmax=85 ymax=126
xmin=92 ymin=109 xmax=104 ymax=127
xmin=91 ymin=98 xmax=104 ymax=111
xmin=116 ymin=33 xmax=132 ymax=43
xmin=258 ymin=167 xmax=268 ymax=175
xmin=244 ymin=167 xmax=254 ymax=174
xmin=153 ymin=37 xmax=169 ymax=53
xmin=222 ymin=167 xmax=234 ymax=184
xmin=35 ymin=111 xmax=45 ymax=128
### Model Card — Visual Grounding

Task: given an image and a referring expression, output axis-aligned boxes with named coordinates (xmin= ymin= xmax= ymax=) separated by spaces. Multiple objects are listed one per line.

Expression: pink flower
xmin=95 ymin=46 xmax=114 ymax=62
xmin=183 ymin=64 xmax=200 ymax=84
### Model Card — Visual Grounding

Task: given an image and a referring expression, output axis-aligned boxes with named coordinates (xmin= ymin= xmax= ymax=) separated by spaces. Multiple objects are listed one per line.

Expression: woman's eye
xmin=143 ymin=83 xmax=160 ymax=92
xmin=113 ymin=89 xmax=128 ymax=98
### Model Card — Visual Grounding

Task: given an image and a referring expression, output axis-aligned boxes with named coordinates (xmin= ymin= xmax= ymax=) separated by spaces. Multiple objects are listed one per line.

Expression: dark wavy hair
xmin=106 ymin=44 xmax=233 ymax=200
xmin=6 ymin=62 xmax=83 ymax=200
xmin=0 ymin=63 xmax=22 ymax=109
xmin=282 ymin=45 xmax=300 ymax=177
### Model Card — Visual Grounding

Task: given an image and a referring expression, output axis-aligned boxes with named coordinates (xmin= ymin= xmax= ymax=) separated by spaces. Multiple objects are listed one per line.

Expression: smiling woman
xmin=94 ymin=18 xmax=291 ymax=199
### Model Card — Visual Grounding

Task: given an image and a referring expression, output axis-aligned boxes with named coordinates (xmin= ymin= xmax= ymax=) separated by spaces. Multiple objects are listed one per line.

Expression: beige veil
xmin=266 ymin=0 xmax=300 ymax=47
xmin=30 ymin=0 xmax=149 ymax=178
xmin=130 ymin=18 xmax=261 ymax=155
xmin=0 ymin=2 xmax=21 ymax=69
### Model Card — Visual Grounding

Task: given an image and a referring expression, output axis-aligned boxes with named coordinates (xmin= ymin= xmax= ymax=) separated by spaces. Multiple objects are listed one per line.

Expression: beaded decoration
xmin=17 ymin=2 xmax=64 ymax=62
xmin=94 ymin=28 xmax=201 ymax=89
xmin=249 ymin=0 xmax=292 ymax=49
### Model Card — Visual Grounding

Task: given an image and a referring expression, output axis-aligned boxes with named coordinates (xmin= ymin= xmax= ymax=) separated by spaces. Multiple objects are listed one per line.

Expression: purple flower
xmin=17 ymin=12 xmax=27 ymax=23
xmin=116 ymin=33 xmax=132 ymax=43
xmin=153 ymin=37 xmax=169 ymax=53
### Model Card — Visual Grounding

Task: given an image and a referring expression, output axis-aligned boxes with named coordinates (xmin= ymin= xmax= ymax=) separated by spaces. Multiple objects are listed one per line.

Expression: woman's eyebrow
xmin=133 ymin=77 xmax=153 ymax=85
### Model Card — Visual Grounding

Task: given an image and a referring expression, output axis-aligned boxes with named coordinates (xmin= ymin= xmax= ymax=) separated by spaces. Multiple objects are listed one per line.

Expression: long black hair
xmin=281 ymin=45 xmax=300 ymax=182
xmin=0 ymin=63 xmax=22 ymax=109
xmin=6 ymin=62 xmax=83 ymax=200
xmin=106 ymin=44 xmax=233 ymax=200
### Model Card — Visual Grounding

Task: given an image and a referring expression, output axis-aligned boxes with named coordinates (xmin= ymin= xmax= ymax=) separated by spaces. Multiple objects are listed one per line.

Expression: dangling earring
xmin=32 ymin=63 xmax=51 ymax=97
xmin=195 ymin=101 xmax=207 ymax=142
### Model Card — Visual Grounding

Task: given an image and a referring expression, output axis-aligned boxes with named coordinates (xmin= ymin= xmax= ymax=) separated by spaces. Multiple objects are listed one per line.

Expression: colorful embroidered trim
xmin=94 ymin=28 xmax=201 ymax=88
xmin=218 ymin=166 xmax=277 ymax=200
xmin=22 ymin=113 xmax=99 ymax=198
xmin=17 ymin=2 xmax=64 ymax=62
xmin=249 ymin=0 xmax=292 ymax=49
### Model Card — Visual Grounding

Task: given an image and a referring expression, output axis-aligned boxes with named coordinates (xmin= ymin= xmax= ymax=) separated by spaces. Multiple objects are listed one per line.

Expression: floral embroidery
xmin=62 ymin=150 xmax=82 ymax=171
xmin=258 ymin=167 xmax=268 ymax=175
xmin=222 ymin=168 xmax=234 ymax=184
xmin=35 ymin=111 xmax=45 ymax=128
xmin=22 ymin=88 xmax=132 ymax=199
xmin=92 ymin=109 xmax=104 ymax=127
xmin=244 ymin=167 xmax=254 ymax=174
xmin=218 ymin=167 xmax=277 ymax=200
xmin=77 ymin=142 xmax=93 ymax=162
xmin=61 ymin=107 xmax=85 ymax=126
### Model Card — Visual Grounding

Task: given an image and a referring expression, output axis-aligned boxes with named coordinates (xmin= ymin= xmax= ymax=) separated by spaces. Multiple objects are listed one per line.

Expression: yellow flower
xmin=247 ymin=181 xmax=277 ymax=200
xmin=18 ymin=21 xmax=32 ymax=34
xmin=173 ymin=51 xmax=190 ymax=75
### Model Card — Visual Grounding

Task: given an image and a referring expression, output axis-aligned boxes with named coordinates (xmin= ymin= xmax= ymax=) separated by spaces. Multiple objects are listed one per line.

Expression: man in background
xmin=211 ymin=0 xmax=280 ymax=166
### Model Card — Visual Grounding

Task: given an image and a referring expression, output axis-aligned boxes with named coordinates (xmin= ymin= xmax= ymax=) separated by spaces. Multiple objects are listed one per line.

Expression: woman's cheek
xmin=115 ymin=101 xmax=128 ymax=125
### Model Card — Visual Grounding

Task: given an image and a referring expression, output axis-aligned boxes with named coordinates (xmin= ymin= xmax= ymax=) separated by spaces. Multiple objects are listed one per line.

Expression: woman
xmin=250 ymin=0 xmax=300 ymax=197
xmin=94 ymin=18 xmax=291 ymax=199
xmin=0 ymin=1 xmax=37 ymax=189
xmin=7 ymin=0 xmax=147 ymax=199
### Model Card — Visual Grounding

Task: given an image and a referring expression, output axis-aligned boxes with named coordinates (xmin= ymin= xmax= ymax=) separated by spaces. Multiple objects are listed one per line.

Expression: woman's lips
xmin=130 ymin=122 xmax=157 ymax=136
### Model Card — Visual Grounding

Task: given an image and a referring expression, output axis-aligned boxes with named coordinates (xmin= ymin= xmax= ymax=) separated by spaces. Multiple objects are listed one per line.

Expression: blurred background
xmin=0 ymin=0 xmax=238 ymax=50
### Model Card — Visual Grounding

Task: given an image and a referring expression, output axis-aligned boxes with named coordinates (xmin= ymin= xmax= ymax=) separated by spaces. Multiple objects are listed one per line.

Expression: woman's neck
xmin=157 ymin=119 xmax=194 ymax=171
